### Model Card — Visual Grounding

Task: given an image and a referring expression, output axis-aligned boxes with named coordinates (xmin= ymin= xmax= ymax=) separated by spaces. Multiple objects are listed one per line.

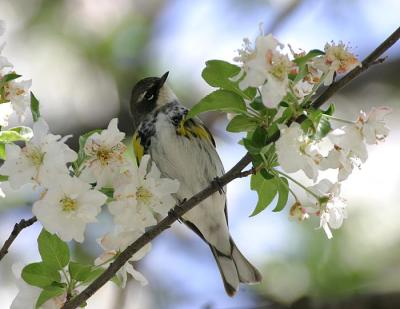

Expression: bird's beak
xmin=159 ymin=71 xmax=169 ymax=87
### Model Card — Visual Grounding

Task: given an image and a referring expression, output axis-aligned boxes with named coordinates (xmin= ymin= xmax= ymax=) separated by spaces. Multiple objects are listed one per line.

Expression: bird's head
xmin=130 ymin=72 xmax=177 ymax=129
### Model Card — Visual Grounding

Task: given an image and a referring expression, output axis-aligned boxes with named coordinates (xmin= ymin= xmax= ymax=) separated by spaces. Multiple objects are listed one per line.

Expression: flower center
xmin=60 ymin=196 xmax=77 ymax=213
xmin=96 ymin=148 xmax=112 ymax=165
xmin=136 ymin=186 xmax=153 ymax=204
xmin=24 ymin=147 xmax=44 ymax=167
xmin=3 ymin=83 xmax=25 ymax=100
xmin=270 ymin=61 xmax=288 ymax=80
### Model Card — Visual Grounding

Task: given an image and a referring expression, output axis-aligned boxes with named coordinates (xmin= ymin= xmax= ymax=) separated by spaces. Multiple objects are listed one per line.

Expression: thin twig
xmin=0 ymin=216 xmax=37 ymax=261
xmin=62 ymin=25 xmax=400 ymax=309
xmin=266 ymin=0 xmax=305 ymax=34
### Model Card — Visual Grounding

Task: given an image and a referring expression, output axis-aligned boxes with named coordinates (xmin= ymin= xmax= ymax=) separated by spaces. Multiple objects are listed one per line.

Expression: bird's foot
xmin=168 ymin=208 xmax=181 ymax=223
xmin=168 ymin=198 xmax=186 ymax=223
xmin=212 ymin=176 xmax=225 ymax=194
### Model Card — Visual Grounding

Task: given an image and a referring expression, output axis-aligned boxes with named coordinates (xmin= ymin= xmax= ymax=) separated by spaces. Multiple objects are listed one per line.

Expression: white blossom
xmin=108 ymin=155 xmax=179 ymax=231
xmin=10 ymin=264 xmax=67 ymax=309
xmin=0 ymin=102 xmax=13 ymax=127
xmin=80 ymin=118 xmax=127 ymax=188
xmin=276 ymin=123 xmax=330 ymax=181
xmin=328 ymin=125 xmax=368 ymax=163
xmin=0 ymin=118 xmax=77 ymax=189
xmin=233 ymin=30 xmax=294 ymax=107
xmin=3 ymin=79 xmax=32 ymax=121
xmin=313 ymin=41 xmax=361 ymax=86
xmin=32 ymin=175 xmax=106 ymax=242
xmin=320 ymin=147 xmax=357 ymax=181
xmin=308 ymin=179 xmax=347 ymax=239
xmin=95 ymin=230 xmax=150 ymax=288
xmin=293 ymin=80 xmax=314 ymax=99
xmin=357 ymin=106 xmax=392 ymax=144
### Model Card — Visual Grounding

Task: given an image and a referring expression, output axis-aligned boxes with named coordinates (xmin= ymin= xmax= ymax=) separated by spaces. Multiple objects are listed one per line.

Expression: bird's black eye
xmin=145 ymin=91 xmax=154 ymax=100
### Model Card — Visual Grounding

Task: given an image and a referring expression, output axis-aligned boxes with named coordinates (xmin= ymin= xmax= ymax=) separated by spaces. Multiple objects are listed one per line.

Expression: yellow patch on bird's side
xmin=176 ymin=119 xmax=215 ymax=146
xmin=132 ymin=132 xmax=144 ymax=163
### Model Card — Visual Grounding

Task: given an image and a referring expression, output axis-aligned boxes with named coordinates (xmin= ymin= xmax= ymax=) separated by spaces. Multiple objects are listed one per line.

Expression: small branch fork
xmin=0 ymin=216 xmax=37 ymax=261
xmin=62 ymin=25 xmax=400 ymax=309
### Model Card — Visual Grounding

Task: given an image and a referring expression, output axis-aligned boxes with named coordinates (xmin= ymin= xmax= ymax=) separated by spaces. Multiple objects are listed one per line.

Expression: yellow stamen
xmin=60 ymin=196 xmax=77 ymax=213
xmin=96 ymin=148 xmax=112 ymax=166
xmin=136 ymin=186 xmax=152 ymax=204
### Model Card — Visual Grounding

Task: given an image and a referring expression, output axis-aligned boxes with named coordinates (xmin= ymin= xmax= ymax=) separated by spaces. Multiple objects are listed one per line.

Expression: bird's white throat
xmin=156 ymin=84 xmax=178 ymax=107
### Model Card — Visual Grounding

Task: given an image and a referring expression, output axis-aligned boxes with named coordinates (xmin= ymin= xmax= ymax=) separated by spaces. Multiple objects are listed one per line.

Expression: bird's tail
xmin=210 ymin=238 xmax=262 ymax=296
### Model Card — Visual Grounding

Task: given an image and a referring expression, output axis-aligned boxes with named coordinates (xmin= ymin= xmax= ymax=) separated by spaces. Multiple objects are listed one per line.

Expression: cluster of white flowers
xmin=0 ymin=20 xmax=179 ymax=306
xmin=233 ymin=26 xmax=361 ymax=107
xmin=276 ymin=106 xmax=391 ymax=238
xmin=4 ymin=116 xmax=180 ymax=307
xmin=232 ymin=29 xmax=295 ymax=107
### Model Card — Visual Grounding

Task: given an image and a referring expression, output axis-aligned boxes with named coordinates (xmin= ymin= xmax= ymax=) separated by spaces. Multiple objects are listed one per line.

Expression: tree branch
xmin=0 ymin=216 xmax=37 ymax=261
xmin=63 ymin=25 xmax=400 ymax=309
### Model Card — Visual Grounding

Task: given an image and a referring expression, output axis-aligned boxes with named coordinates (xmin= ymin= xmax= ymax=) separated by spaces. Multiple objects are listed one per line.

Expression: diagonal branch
xmin=61 ymin=24 xmax=399 ymax=309
xmin=0 ymin=216 xmax=37 ymax=261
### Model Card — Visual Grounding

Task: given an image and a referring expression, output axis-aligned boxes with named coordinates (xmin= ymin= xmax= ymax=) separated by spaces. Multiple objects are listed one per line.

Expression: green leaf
xmin=315 ymin=116 xmax=331 ymax=140
xmin=202 ymin=60 xmax=240 ymax=86
xmin=250 ymin=173 xmax=278 ymax=216
xmin=38 ymin=229 xmax=70 ymax=270
xmin=69 ymin=262 xmax=94 ymax=282
xmin=300 ymin=118 xmax=314 ymax=134
xmin=292 ymin=50 xmax=324 ymax=84
xmin=323 ymin=103 xmax=335 ymax=116
xmin=36 ymin=285 xmax=65 ymax=309
xmin=306 ymin=108 xmax=332 ymax=139
xmin=273 ymin=177 xmax=289 ymax=212
xmin=9 ymin=126 xmax=34 ymax=139
xmin=226 ymin=115 xmax=258 ymax=133
xmin=30 ymin=92 xmax=41 ymax=122
xmin=249 ymin=97 xmax=265 ymax=111
xmin=202 ymin=60 xmax=256 ymax=99
xmin=242 ymin=138 xmax=261 ymax=154
xmin=2 ymin=72 xmax=21 ymax=83
xmin=251 ymin=126 xmax=268 ymax=148
xmin=0 ymin=143 xmax=5 ymax=160
xmin=99 ymin=187 xmax=114 ymax=199
xmin=260 ymin=169 xmax=274 ymax=180
xmin=81 ymin=268 xmax=104 ymax=284
xmin=0 ymin=127 xmax=33 ymax=143
xmin=293 ymin=49 xmax=325 ymax=66
xmin=21 ymin=262 xmax=61 ymax=288
xmin=187 ymin=90 xmax=247 ymax=119
xmin=293 ymin=64 xmax=309 ymax=83
xmin=0 ymin=174 xmax=8 ymax=181
xmin=275 ymin=107 xmax=294 ymax=124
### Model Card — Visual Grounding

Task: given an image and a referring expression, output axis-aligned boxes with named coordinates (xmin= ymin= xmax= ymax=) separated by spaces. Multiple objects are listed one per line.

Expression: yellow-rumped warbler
xmin=130 ymin=72 xmax=261 ymax=296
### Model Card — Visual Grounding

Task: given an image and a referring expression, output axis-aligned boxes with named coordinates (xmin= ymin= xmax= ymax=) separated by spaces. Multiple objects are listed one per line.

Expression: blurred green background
xmin=0 ymin=0 xmax=399 ymax=308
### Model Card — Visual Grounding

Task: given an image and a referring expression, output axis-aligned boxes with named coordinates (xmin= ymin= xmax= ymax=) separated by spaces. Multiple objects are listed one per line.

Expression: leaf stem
xmin=322 ymin=114 xmax=355 ymax=125
xmin=274 ymin=169 xmax=320 ymax=200
xmin=273 ymin=171 xmax=300 ymax=202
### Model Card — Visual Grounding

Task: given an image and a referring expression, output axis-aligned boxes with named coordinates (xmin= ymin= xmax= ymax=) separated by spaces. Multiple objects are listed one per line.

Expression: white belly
xmin=149 ymin=113 xmax=230 ymax=254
